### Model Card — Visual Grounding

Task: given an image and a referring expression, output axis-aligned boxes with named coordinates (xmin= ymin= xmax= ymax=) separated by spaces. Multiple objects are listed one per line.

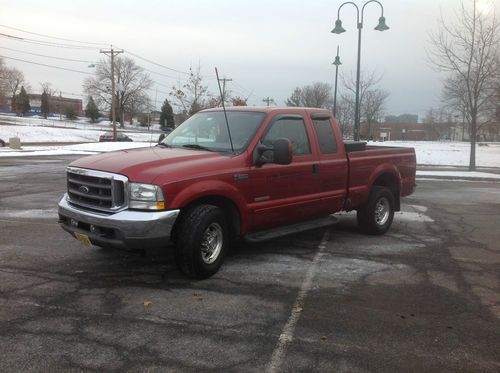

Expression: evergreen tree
xmin=65 ymin=106 xmax=77 ymax=120
xmin=159 ymin=99 xmax=175 ymax=129
xmin=85 ymin=96 xmax=100 ymax=123
xmin=13 ymin=86 xmax=30 ymax=115
xmin=41 ymin=91 xmax=50 ymax=119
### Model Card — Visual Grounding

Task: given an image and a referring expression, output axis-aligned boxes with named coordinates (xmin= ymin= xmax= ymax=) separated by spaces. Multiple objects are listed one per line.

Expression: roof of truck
xmin=201 ymin=106 xmax=332 ymax=114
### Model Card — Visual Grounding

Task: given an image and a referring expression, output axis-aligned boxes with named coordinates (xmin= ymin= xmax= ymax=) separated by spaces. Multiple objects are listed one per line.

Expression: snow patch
xmin=0 ymin=209 xmax=58 ymax=219
xmin=409 ymin=205 xmax=428 ymax=213
xmin=394 ymin=211 xmax=434 ymax=223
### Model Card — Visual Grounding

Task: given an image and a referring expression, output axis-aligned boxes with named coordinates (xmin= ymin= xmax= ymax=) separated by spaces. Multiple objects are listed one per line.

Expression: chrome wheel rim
xmin=201 ymin=222 xmax=223 ymax=264
xmin=374 ymin=197 xmax=390 ymax=226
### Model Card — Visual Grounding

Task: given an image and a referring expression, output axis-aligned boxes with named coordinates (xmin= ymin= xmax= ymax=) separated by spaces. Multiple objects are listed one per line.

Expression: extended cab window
xmin=263 ymin=117 xmax=311 ymax=155
xmin=312 ymin=117 xmax=337 ymax=154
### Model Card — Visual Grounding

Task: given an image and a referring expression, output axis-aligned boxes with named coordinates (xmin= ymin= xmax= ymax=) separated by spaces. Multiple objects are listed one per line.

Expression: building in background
xmin=4 ymin=94 xmax=83 ymax=116
xmin=361 ymin=120 xmax=499 ymax=142
xmin=384 ymin=114 xmax=419 ymax=124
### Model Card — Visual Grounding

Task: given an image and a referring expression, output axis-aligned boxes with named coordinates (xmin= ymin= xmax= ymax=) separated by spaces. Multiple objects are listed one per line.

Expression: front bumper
xmin=58 ymin=194 xmax=180 ymax=250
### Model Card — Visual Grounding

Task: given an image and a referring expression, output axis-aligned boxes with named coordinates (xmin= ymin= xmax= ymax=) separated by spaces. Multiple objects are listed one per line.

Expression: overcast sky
xmin=1 ymin=0 xmax=498 ymax=119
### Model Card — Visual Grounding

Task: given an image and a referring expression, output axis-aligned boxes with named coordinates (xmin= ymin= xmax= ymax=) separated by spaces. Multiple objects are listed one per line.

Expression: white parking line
xmin=266 ymin=229 xmax=330 ymax=373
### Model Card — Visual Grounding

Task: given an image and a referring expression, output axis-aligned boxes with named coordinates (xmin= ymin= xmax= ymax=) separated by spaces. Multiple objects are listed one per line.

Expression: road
xmin=0 ymin=156 xmax=499 ymax=372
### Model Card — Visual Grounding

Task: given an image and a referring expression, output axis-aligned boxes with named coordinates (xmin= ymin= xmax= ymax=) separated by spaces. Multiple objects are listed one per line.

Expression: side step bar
xmin=244 ymin=215 xmax=339 ymax=243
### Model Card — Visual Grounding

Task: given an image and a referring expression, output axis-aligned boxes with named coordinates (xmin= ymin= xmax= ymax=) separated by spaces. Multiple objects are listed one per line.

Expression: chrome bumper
xmin=58 ymin=194 xmax=180 ymax=250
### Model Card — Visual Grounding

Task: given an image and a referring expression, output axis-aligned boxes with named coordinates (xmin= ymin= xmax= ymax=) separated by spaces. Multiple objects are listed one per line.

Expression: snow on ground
xmin=416 ymin=170 xmax=500 ymax=180
xmin=0 ymin=142 xmax=154 ymax=157
xmin=0 ymin=124 xmax=159 ymax=143
xmin=370 ymin=141 xmax=500 ymax=168
xmin=1 ymin=114 xmax=499 ymax=172
xmin=0 ymin=113 xmax=162 ymax=143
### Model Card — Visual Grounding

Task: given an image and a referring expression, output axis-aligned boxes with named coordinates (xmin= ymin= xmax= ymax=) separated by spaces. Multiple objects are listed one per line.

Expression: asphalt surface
xmin=0 ymin=155 xmax=499 ymax=372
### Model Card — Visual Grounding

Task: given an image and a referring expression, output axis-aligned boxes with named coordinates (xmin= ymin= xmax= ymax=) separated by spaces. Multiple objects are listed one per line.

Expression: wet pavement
xmin=0 ymin=156 xmax=499 ymax=372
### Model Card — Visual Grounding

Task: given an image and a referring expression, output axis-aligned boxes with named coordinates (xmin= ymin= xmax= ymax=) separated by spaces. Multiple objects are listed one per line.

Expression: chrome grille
xmin=66 ymin=167 xmax=128 ymax=212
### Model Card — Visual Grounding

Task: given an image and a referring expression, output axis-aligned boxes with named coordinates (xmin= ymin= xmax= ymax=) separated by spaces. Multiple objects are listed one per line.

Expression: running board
xmin=244 ymin=216 xmax=339 ymax=243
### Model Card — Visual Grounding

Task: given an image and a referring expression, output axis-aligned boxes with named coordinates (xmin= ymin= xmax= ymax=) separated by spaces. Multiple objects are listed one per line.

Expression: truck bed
xmin=344 ymin=144 xmax=417 ymax=210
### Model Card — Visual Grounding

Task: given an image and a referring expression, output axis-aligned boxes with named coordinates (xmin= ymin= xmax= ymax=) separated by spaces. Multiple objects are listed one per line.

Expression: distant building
xmin=361 ymin=122 xmax=453 ymax=141
xmin=384 ymin=114 xmax=419 ymax=124
xmin=6 ymin=94 xmax=83 ymax=115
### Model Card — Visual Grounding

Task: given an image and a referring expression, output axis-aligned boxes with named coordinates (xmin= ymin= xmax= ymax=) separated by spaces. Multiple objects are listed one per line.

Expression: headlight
xmin=128 ymin=183 xmax=165 ymax=210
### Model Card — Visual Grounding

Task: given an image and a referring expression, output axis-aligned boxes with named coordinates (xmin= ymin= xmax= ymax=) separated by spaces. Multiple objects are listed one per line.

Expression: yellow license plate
xmin=74 ymin=232 xmax=92 ymax=247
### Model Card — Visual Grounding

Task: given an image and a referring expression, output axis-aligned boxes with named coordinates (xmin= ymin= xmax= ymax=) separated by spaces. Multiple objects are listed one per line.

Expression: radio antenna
xmin=215 ymin=67 xmax=234 ymax=153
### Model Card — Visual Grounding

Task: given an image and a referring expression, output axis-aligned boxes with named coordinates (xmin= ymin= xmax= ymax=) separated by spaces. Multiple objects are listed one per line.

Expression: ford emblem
xmin=78 ymin=185 xmax=90 ymax=194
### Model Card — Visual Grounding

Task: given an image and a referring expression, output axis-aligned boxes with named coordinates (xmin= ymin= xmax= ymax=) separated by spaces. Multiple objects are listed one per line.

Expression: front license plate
xmin=74 ymin=232 xmax=92 ymax=247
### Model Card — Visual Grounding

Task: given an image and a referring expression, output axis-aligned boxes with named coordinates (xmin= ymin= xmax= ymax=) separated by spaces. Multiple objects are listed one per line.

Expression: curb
xmin=417 ymin=175 xmax=500 ymax=182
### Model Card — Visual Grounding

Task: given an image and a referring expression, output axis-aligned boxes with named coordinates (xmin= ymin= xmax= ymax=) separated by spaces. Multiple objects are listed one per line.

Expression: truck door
xmin=247 ymin=114 xmax=322 ymax=230
xmin=310 ymin=114 xmax=348 ymax=214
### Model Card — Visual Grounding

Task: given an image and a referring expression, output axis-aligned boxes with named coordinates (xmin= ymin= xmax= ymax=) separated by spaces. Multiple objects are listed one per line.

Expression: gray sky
xmin=1 ymin=0 xmax=498 ymax=118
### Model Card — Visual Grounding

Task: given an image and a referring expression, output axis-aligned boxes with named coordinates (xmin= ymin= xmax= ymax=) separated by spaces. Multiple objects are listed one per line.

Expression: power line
xmin=0 ymin=46 xmax=96 ymax=64
xmin=147 ymin=87 xmax=170 ymax=96
xmin=0 ymin=24 xmax=109 ymax=46
xmin=0 ymin=32 xmax=98 ymax=50
xmin=142 ymin=67 xmax=184 ymax=81
xmin=121 ymin=48 xmax=190 ymax=76
xmin=0 ymin=55 xmax=92 ymax=75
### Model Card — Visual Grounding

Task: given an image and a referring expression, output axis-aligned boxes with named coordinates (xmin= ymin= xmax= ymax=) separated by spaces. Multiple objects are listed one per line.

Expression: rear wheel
xmin=357 ymin=186 xmax=395 ymax=235
xmin=174 ymin=204 xmax=229 ymax=279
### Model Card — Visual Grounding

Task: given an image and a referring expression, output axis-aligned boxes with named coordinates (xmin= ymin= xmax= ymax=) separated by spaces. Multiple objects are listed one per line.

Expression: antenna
xmin=215 ymin=67 xmax=234 ymax=153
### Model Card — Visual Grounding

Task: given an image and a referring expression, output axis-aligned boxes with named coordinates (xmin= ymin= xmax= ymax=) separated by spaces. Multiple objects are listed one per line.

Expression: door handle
xmin=312 ymin=164 xmax=320 ymax=175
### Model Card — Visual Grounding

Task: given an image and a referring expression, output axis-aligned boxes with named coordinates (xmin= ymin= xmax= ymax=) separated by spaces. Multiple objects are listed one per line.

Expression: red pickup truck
xmin=58 ymin=107 xmax=416 ymax=278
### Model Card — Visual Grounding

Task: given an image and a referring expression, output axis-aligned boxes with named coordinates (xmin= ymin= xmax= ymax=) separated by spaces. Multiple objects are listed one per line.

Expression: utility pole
xmin=262 ymin=97 xmax=275 ymax=107
xmin=100 ymin=46 xmax=123 ymax=140
xmin=218 ymin=77 xmax=232 ymax=104
xmin=59 ymin=91 xmax=62 ymax=121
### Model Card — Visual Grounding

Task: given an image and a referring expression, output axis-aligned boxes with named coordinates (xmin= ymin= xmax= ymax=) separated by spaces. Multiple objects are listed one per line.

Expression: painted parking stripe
xmin=266 ymin=229 xmax=330 ymax=373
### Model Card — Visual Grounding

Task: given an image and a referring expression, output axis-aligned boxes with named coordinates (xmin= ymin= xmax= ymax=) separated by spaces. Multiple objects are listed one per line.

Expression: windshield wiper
xmin=181 ymin=144 xmax=214 ymax=152
xmin=156 ymin=143 xmax=170 ymax=148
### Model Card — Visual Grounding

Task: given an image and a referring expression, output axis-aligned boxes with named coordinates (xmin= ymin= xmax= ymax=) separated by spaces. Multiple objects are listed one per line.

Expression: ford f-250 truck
xmin=58 ymin=107 xmax=416 ymax=279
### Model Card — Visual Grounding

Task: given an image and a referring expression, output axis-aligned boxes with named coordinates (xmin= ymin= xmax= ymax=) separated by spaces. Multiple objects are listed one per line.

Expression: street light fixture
xmin=332 ymin=46 xmax=342 ymax=118
xmin=332 ymin=0 xmax=389 ymax=141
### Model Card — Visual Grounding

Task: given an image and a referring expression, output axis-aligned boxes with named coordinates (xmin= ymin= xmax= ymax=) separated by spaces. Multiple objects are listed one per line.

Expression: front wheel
xmin=357 ymin=186 xmax=395 ymax=235
xmin=174 ymin=204 xmax=229 ymax=279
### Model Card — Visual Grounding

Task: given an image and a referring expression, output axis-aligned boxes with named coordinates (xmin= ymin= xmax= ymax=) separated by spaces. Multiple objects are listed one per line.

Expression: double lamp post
xmin=331 ymin=0 xmax=389 ymax=141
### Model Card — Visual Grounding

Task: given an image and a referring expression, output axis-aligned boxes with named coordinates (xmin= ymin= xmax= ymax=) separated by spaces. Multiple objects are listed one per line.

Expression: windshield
xmin=162 ymin=111 xmax=266 ymax=153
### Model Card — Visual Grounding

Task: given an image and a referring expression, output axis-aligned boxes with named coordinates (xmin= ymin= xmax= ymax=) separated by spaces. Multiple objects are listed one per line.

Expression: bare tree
xmin=0 ymin=58 xmax=6 ymax=104
xmin=39 ymin=82 xmax=58 ymax=96
xmin=231 ymin=96 xmax=247 ymax=106
xmin=1 ymin=66 xmax=30 ymax=98
xmin=169 ymin=64 xmax=211 ymax=116
xmin=363 ymin=89 xmax=390 ymax=139
xmin=83 ymin=56 xmax=153 ymax=126
xmin=428 ymin=0 xmax=500 ymax=170
xmin=340 ymin=70 xmax=389 ymax=139
xmin=336 ymin=95 xmax=355 ymax=138
xmin=285 ymin=87 xmax=302 ymax=107
xmin=285 ymin=82 xmax=333 ymax=108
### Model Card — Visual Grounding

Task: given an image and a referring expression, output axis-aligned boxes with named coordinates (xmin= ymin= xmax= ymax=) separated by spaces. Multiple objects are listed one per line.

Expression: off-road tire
xmin=174 ymin=204 xmax=229 ymax=279
xmin=357 ymin=186 xmax=395 ymax=235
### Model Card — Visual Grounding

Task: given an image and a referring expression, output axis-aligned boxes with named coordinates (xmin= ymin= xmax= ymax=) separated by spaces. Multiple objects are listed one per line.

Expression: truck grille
xmin=66 ymin=167 xmax=128 ymax=212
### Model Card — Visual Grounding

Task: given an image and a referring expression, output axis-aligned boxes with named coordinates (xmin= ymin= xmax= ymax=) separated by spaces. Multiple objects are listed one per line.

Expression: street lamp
xmin=332 ymin=45 xmax=342 ymax=118
xmin=332 ymin=0 xmax=389 ymax=141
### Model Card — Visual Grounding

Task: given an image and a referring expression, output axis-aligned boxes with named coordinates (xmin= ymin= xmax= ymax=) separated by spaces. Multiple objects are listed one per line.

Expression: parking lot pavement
xmin=0 ymin=156 xmax=499 ymax=372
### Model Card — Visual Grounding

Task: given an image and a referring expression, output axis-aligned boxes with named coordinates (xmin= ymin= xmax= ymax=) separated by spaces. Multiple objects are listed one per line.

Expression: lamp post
xmin=332 ymin=0 xmax=389 ymax=141
xmin=332 ymin=46 xmax=342 ymax=118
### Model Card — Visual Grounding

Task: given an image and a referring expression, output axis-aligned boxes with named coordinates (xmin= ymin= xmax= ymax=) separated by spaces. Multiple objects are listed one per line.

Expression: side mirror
xmin=254 ymin=138 xmax=293 ymax=166
xmin=273 ymin=138 xmax=293 ymax=165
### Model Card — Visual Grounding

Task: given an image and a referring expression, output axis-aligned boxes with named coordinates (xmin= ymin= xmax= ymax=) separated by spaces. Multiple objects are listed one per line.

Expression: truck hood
xmin=69 ymin=146 xmax=231 ymax=183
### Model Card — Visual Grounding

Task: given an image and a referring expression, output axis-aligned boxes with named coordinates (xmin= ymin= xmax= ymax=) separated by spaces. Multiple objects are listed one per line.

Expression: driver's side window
xmin=262 ymin=117 xmax=311 ymax=156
